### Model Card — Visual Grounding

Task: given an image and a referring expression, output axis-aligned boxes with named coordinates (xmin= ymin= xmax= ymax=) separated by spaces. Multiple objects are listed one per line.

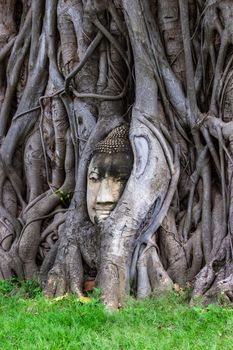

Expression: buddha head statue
xmin=87 ymin=124 xmax=133 ymax=224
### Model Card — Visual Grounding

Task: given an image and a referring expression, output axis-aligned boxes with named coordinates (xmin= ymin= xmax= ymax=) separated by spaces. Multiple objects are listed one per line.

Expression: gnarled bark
xmin=0 ymin=0 xmax=232 ymax=308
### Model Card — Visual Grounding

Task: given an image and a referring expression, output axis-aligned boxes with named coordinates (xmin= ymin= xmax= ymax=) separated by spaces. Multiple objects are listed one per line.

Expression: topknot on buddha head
xmin=93 ymin=124 xmax=131 ymax=155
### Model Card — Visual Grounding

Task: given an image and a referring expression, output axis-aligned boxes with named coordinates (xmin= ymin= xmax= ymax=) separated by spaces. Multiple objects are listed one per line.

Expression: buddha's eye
xmin=89 ymin=172 xmax=100 ymax=182
xmin=114 ymin=175 xmax=128 ymax=183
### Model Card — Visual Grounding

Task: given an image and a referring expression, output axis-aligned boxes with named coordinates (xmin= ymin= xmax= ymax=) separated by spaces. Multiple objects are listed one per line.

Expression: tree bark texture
xmin=0 ymin=0 xmax=233 ymax=308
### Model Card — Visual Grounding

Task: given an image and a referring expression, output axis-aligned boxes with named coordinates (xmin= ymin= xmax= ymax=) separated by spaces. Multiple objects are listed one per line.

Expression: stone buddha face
xmin=87 ymin=125 xmax=133 ymax=224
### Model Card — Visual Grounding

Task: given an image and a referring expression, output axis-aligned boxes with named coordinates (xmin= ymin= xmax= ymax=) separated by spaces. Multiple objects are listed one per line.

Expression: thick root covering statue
xmin=0 ymin=0 xmax=232 ymax=308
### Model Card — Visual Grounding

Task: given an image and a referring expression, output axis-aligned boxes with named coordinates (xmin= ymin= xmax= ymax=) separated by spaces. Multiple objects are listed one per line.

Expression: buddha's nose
xmin=96 ymin=178 xmax=114 ymax=205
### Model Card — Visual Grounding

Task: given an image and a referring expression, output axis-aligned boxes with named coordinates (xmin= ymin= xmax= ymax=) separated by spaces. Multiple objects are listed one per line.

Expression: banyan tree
xmin=0 ymin=0 xmax=233 ymax=308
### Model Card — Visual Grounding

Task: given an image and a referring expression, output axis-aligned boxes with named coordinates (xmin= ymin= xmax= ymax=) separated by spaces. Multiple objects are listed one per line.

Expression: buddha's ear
xmin=131 ymin=134 xmax=150 ymax=179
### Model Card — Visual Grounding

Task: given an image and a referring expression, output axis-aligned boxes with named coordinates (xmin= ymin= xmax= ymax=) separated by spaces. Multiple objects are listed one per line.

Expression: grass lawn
xmin=0 ymin=280 xmax=232 ymax=350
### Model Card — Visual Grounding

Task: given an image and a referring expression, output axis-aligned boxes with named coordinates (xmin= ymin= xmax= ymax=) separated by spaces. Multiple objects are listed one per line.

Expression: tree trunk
xmin=0 ymin=0 xmax=232 ymax=308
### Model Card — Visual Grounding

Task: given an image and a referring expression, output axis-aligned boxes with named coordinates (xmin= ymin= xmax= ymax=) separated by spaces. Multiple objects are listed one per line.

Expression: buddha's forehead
xmin=88 ymin=152 xmax=133 ymax=177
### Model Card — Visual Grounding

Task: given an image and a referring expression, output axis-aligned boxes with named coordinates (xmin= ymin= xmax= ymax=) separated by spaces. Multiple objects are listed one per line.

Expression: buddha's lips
xmin=95 ymin=208 xmax=113 ymax=220
xmin=95 ymin=206 xmax=114 ymax=212
xmin=95 ymin=209 xmax=112 ymax=215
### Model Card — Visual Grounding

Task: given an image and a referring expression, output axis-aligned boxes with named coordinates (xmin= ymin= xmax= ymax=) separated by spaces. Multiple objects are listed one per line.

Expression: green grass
xmin=0 ymin=279 xmax=232 ymax=350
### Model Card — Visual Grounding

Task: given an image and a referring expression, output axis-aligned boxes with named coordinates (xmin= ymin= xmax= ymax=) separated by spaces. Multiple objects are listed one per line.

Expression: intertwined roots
xmin=0 ymin=0 xmax=232 ymax=306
